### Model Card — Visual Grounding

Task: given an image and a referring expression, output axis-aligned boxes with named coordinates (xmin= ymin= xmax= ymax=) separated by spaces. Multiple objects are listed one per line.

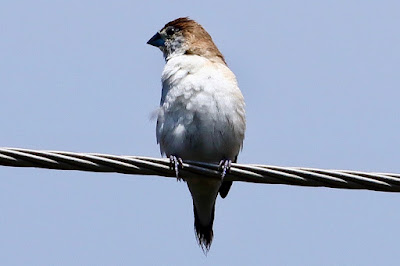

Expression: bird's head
xmin=147 ymin=17 xmax=225 ymax=63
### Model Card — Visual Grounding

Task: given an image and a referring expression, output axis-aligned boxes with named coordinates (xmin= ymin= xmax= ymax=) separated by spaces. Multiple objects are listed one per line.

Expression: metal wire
xmin=1 ymin=147 xmax=400 ymax=192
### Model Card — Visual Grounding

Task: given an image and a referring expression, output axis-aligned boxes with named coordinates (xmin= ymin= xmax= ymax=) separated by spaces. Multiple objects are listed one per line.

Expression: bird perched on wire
xmin=147 ymin=17 xmax=246 ymax=253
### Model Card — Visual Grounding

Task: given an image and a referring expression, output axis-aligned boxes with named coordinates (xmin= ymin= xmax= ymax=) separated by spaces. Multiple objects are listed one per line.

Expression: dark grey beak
xmin=147 ymin=32 xmax=165 ymax=47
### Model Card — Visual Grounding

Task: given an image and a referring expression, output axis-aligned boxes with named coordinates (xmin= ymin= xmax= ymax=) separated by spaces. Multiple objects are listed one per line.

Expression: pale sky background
xmin=1 ymin=1 xmax=400 ymax=265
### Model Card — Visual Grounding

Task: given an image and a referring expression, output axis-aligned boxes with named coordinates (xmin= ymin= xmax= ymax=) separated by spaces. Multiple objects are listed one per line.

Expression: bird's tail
xmin=186 ymin=177 xmax=220 ymax=254
xmin=193 ymin=201 xmax=215 ymax=253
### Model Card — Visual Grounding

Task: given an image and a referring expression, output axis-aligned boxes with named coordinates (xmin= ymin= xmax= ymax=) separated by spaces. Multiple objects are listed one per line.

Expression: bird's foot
xmin=169 ymin=155 xmax=184 ymax=181
xmin=219 ymin=159 xmax=232 ymax=180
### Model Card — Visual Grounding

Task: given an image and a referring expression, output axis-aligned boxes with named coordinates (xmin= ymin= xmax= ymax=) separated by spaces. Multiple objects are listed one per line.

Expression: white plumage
xmin=148 ymin=17 xmax=246 ymax=252
xmin=157 ymin=55 xmax=245 ymax=162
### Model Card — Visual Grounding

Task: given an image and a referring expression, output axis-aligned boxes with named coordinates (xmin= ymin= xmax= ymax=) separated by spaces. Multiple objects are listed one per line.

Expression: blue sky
xmin=1 ymin=1 xmax=400 ymax=265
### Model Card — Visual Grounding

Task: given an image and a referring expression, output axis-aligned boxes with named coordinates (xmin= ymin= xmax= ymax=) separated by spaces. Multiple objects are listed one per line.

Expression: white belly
xmin=156 ymin=55 xmax=245 ymax=163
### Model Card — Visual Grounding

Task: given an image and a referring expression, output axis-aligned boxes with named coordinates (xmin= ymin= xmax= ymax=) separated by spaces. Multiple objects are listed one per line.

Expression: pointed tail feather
xmin=193 ymin=202 xmax=215 ymax=253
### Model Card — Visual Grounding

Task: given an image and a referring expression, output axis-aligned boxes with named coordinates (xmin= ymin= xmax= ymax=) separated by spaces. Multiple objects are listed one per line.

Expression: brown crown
xmin=163 ymin=17 xmax=226 ymax=64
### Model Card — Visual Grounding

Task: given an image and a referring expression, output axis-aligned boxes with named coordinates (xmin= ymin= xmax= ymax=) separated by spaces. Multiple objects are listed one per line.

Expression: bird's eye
xmin=166 ymin=27 xmax=176 ymax=36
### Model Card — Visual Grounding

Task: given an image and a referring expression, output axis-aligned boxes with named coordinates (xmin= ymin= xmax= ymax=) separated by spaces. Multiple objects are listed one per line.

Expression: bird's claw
xmin=219 ymin=159 xmax=232 ymax=180
xmin=169 ymin=155 xmax=184 ymax=181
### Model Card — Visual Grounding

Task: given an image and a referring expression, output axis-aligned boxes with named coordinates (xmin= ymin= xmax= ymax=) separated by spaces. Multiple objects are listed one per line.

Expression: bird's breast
xmin=157 ymin=56 xmax=245 ymax=162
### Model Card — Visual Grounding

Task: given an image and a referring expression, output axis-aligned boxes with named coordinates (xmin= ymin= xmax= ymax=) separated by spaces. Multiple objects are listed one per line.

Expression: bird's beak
xmin=147 ymin=32 xmax=165 ymax=47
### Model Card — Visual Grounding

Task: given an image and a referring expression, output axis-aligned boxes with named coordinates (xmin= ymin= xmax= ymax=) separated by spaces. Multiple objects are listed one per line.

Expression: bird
xmin=147 ymin=17 xmax=246 ymax=253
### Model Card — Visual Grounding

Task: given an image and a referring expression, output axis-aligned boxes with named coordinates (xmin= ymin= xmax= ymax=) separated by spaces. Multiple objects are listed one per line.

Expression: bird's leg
xmin=219 ymin=159 xmax=232 ymax=180
xmin=169 ymin=155 xmax=184 ymax=181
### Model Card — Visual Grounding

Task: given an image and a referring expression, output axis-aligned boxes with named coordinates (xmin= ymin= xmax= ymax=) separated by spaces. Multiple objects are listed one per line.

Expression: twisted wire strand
xmin=1 ymin=147 xmax=400 ymax=192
